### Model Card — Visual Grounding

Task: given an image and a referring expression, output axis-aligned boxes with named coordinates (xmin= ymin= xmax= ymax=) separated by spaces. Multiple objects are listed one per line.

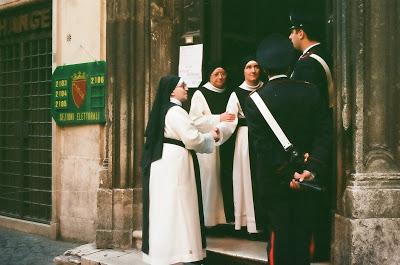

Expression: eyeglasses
xmin=176 ymin=82 xmax=187 ymax=88
xmin=211 ymin=72 xmax=227 ymax=78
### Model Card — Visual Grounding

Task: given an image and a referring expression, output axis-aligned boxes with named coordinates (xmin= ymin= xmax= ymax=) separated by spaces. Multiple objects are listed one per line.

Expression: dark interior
xmin=219 ymin=0 xmax=328 ymax=87
xmin=200 ymin=0 xmax=332 ymax=261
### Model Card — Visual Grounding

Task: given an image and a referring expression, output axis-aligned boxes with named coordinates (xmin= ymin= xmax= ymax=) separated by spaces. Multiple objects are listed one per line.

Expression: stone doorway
xmin=201 ymin=0 xmax=334 ymax=262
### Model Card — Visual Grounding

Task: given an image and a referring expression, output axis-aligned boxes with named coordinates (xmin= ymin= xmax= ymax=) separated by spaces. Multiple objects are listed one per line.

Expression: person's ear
xmin=299 ymin=29 xmax=305 ymax=40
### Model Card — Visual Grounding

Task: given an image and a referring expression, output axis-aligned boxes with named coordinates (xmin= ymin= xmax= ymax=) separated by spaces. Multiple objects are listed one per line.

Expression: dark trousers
xmin=266 ymin=190 xmax=315 ymax=265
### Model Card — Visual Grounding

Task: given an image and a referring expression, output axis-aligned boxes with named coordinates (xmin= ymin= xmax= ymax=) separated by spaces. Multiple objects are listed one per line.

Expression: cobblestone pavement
xmin=0 ymin=227 xmax=80 ymax=265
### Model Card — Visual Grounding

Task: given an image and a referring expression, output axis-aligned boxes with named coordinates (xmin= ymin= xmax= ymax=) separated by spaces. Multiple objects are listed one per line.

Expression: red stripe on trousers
xmin=269 ymin=231 xmax=275 ymax=265
xmin=309 ymin=234 xmax=315 ymax=259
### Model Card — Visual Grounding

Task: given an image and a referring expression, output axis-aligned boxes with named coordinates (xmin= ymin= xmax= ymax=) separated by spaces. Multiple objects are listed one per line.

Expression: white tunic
xmin=220 ymin=81 xmax=263 ymax=233
xmin=144 ymin=102 xmax=214 ymax=265
xmin=189 ymin=84 xmax=227 ymax=227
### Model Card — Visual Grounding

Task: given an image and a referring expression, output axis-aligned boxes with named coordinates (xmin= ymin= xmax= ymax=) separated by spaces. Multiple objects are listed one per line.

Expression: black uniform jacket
xmin=245 ymin=77 xmax=332 ymax=201
xmin=291 ymin=44 xmax=332 ymax=106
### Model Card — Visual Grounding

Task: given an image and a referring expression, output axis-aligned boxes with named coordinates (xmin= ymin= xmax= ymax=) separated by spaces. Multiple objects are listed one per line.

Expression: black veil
xmin=141 ymin=75 xmax=180 ymax=172
xmin=141 ymin=75 xmax=180 ymax=254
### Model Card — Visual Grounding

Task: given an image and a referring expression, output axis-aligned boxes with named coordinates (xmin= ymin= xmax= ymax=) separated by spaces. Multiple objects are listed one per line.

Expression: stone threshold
xmin=207 ymin=236 xmax=330 ymax=265
xmin=54 ymin=237 xmax=330 ymax=265
xmin=207 ymin=236 xmax=268 ymax=263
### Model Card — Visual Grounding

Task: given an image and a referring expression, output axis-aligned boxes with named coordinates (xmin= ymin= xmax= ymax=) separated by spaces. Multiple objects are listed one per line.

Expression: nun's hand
xmin=212 ymin=127 xmax=221 ymax=142
xmin=220 ymin=112 xmax=236 ymax=122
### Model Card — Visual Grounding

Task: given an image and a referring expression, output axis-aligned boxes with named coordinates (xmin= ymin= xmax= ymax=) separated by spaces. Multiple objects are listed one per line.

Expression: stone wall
xmin=52 ymin=0 xmax=106 ymax=242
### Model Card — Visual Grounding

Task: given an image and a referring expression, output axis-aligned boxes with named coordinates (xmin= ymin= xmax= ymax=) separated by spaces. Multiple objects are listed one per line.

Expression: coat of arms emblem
xmin=72 ymin=71 xmax=87 ymax=108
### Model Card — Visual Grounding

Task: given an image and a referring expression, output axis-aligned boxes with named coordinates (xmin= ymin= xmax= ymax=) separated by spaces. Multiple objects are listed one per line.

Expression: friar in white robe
xmin=189 ymin=63 xmax=236 ymax=227
xmin=219 ymin=56 xmax=264 ymax=233
xmin=141 ymin=75 xmax=220 ymax=265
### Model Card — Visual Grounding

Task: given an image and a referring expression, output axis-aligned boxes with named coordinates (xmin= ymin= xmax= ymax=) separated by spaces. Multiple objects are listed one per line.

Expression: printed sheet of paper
xmin=178 ymin=44 xmax=203 ymax=88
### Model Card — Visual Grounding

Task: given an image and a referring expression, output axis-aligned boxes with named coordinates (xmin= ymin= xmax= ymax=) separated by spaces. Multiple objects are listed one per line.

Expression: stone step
xmin=206 ymin=236 xmax=330 ymax=265
xmin=54 ymin=234 xmax=331 ymax=265
xmin=53 ymin=243 xmax=148 ymax=265
xmin=207 ymin=236 xmax=268 ymax=264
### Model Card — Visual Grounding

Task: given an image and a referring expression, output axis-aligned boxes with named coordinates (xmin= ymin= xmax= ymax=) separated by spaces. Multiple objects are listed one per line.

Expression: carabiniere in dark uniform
xmin=245 ymin=34 xmax=332 ymax=265
xmin=291 ymin=44 xmax=332 ymax=107
xmin=289 ymin=8 xmax=335 ymax=261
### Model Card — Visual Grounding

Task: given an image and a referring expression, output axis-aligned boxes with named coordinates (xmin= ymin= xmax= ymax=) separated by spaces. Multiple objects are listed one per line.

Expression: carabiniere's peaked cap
xmin=289 ymin=9 xmax=317 ymax=30
xmin=256 ymin=33 xmax=295 ymax=70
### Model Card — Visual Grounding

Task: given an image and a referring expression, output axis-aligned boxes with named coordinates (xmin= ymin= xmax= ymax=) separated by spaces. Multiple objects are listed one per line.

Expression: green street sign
xmin=51 ymin=61 xmax=106 ymax=125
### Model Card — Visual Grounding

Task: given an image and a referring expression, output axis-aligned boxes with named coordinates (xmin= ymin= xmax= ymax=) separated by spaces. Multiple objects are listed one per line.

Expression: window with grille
xmin=0 ymin=3 xmax=52 ymax=224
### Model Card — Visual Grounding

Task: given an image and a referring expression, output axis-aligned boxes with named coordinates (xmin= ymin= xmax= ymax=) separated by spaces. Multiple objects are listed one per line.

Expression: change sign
xmin=52 ymin=61 xmax=106 ymax=125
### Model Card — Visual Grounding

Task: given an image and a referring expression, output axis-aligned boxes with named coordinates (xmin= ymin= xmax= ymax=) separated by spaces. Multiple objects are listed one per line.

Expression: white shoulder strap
xmin=250 ymin=92 xmax=292 ymax=151
xmin=309 ymin=53 xmax=335 ymax=108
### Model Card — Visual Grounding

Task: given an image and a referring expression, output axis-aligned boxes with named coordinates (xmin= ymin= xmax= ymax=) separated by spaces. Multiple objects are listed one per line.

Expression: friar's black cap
xmin=256 ymin=33 xmax=295 ymax=71
xmin=203 ymin=61 xmax=226 ymax=81
xmin=240 ymin=55 xmax=258 ymax=70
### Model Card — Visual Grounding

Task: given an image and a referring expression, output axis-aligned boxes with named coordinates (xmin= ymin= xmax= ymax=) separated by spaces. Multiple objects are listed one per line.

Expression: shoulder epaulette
xmin=271 ymin=79 xmax=310 ymax=85
xmin=299 ymin=51 xmax=312 ymax=60
xmin=292 ymin=79 xmax=312 ymax=85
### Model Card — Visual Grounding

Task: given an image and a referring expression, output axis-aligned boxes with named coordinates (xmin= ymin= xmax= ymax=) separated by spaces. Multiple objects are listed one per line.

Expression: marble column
xmin=96 ymin=0 xmax=181 ymax=249
xmin=332 ymin=0 xmax=400 ymax=264
xmin=96 ymin=0 xmax=136 ymax=249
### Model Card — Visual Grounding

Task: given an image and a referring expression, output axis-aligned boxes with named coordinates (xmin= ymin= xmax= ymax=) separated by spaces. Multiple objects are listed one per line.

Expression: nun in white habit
xmin=141 ymin=75 xmax=220 ymax=265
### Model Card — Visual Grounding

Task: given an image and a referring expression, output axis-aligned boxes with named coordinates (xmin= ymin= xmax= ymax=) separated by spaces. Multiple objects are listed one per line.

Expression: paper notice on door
xmin=178 ymin=44 xmax=203 ymax=88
